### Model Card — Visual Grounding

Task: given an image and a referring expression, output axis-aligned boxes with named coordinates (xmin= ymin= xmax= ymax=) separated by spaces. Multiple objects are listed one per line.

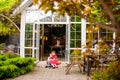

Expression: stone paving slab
xmin=7 ymin=61 xmax=88 ymax=80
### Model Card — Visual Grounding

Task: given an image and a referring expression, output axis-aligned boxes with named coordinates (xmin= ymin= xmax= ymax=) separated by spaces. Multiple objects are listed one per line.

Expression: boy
xmin=45 ymin=53 xmax=53 ymax=68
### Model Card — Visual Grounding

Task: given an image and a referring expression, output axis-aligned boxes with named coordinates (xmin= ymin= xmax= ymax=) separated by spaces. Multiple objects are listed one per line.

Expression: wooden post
xmin=40 ymin=24 xmax=44 ymax=60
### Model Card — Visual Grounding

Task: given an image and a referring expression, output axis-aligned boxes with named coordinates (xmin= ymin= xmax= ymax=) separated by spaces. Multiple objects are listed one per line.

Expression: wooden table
xmin=83 ymin=53 xmax=120 ymax=76
xmin=65 ymin=57 xmax=84 ymax=75
xmin=83 ymin=54 xmax=100 ymax=76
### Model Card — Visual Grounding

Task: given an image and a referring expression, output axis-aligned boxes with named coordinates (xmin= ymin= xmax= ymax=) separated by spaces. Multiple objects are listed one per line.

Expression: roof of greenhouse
xmin=12 ymin=0 xmax=32 ymax=16
xmin=12 ymin=0 xmax=67 ymax=23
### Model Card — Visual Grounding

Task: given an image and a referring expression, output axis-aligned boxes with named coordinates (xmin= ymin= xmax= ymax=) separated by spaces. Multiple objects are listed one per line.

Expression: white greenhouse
xmin=13 ymin=0 xmax=118 ymax=62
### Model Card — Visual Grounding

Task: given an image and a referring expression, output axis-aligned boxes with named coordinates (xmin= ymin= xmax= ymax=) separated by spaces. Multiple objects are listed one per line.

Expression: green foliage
xmin=0 ymin=43 xmax=5 ymax=50
xmin=0 ymin=0 xmax=20 ymax=36
xmin=0 ymin=65 xmax=19 ymax=78
xmin=0 ymin=53 xmax=36 ymax=79
xmin=98 ymin=41 xmax=110 ymax=55
xmin=107 ymin=61 xmax=120 ymax=80
xmin=91 ymin=61 xmax=120 ymax=80
xmin=91 ymin=70 xmax=109 ymax=80
xmin=0 ymin=0 xmax=19 ymax=12
xmin=4 ymin=57 xmax=35 ymax=67
xmin=34 ymin=0 xmax=120 ymax=32
xmin=70 ymin=49 xmax=82 ymax=61
xmin=0 ymin=53 xmax=19 ymax=61
xmin=0 ymin=22 xmax=17 ymax=36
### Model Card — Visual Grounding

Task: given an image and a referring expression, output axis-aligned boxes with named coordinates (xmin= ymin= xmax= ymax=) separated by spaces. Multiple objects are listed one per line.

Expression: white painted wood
xmin=12 ymin=0 xmax=32 ymax=16
xmin=36 ymin=24 xmax=40 ymax=61
xmin=113 ymin=32 xmax=116 ymax=51
xmin=67 ymin=17 xmax=71 ymax=63
xmin=32 ymin=24 xmax=35 ymax=58
xmin=81 ymin=18 xmax=86 ymax=52
xmin=20 ymin=10 xmax=26 ymax=57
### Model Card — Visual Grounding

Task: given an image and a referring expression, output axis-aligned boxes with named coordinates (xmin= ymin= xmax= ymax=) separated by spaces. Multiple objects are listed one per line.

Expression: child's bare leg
xmin=51 ymin=64 xmax=55 ymax=67
xmin=54 ymin=64 xmax=58 ymax=68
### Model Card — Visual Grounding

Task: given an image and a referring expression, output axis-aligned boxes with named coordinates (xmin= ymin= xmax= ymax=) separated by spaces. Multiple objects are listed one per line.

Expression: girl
xmin=50 ymin=51 xmax=61 ymax=68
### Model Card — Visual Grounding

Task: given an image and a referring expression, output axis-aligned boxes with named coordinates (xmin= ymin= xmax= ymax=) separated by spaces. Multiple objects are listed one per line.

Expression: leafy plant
xmin=0 ymin=65 xmax=19 ymax=78
xmin=0 ymin=53 xmax=19 ymax=61
xmin=0 ymin=43 xmax=5 ymax=50
xmin=0 ymin=0 xmax=19 ymax=12
xmin=0 ymin=53 xmax=36 ymax=79
xmin=71 ymin=49 xmax=81 ymax=57
xmin=0 ymin=0 xmax=20 ymax=36
xmin=71 ymin=49 xmax=82 ymax=61
xmin=91 ymin=61 xmax=120 ymax=80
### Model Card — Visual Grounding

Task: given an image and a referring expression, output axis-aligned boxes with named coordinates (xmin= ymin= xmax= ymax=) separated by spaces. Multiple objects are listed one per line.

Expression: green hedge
xmin=0 ymin=53 xmax=36 ymax=79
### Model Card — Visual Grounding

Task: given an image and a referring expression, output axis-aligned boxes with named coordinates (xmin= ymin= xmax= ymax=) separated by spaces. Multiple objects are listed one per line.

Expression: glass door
xmin=65 ymin=24 xmax=70 ymax=63
xmin=33 ymin=24 xmax=40 ymax=61
xmin=24 ymin=23 xmax=40 ymax=61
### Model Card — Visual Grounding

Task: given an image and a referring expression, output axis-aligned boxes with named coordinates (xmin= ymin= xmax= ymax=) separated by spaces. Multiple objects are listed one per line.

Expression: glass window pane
xmin=70 ymin=24 xmax=76 ymax=31
xmin=70 ymin=40 xmax=75 ymax=48
xmin=25 ymin=24 xmax=33 ymax=47
xmin=76 ymin=39 xmax=81 ymax=48
xmin=25 ymin=49 xmax=32 ymax=57
xmin=76 ymin=32 xmax=81 ymax=39
xmin=34 ymin=40 xmax=37 ymax=47
xmin=70 ymin=32 xmax=75 ymax=39
xmin=70 ymin=23 xmax=81 ymax=48
xmin=76 ymin=24 xmax=81 ymax=31
xmin=34 ymin=50 xmax=36 ymax=58
xmin=25 ymin=40 xmax=32 ymax=47
xmin=25 ymin=32 xmax=32 ymax=39
xmin=107 ymin=33 xmax=113 ymax=40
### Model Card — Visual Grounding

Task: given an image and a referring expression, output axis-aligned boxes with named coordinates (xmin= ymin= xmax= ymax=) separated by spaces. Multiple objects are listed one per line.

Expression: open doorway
xmin=39 ymin=24 xmax=66 ymax=61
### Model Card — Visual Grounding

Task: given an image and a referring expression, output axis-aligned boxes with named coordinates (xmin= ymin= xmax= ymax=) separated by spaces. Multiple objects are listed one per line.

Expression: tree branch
xmin=98 ymin=23 xmax=120 ymax=33
xmin=99 ymin=0 xmax=120 ymax=29
xmin=0 ymin=14 xmax=20 ymax=32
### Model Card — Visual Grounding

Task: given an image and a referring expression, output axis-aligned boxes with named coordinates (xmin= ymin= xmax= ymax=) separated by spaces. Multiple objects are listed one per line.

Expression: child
xmin=45 ymin=53 xmax=53 ymax=68
xmin=50 ymin=51 xmax=61 ymax=68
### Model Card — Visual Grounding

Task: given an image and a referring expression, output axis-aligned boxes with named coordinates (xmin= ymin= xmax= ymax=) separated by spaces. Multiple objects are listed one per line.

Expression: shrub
xmin=91 ymin=69 xmax=109 ymax=80
xmin=0 ymin=65 xmax=19 ymax=78
xmin=91 ymin=61 xmax=120 ymax=80
xmin=0 ymin=53 xmax=36 ymax=79
xmin=107 ymin=61 xmax=120 ymax=80
xmin=4 ymin=57 xmax=35 ymax=67
xmin=0 ymin=53 xmax=19 ymax=61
